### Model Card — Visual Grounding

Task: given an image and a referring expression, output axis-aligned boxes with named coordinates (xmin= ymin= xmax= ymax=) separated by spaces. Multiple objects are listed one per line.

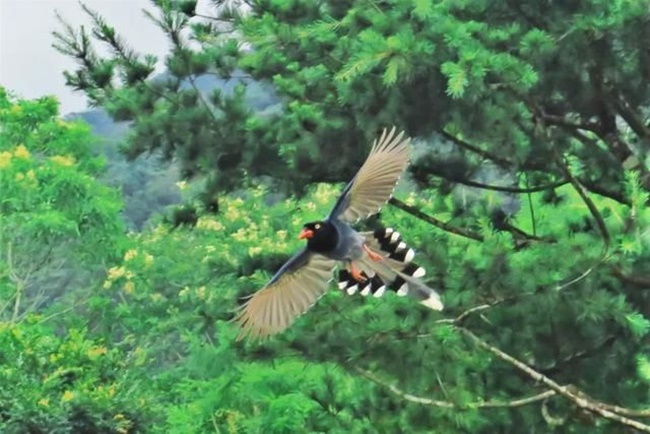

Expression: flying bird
xmin=234 ymin=127 xmax=443 ymax=339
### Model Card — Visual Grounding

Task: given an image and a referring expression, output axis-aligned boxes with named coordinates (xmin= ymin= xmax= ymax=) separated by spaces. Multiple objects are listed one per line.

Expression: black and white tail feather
xmin=337 ymin=227 xmax=443 ymax=310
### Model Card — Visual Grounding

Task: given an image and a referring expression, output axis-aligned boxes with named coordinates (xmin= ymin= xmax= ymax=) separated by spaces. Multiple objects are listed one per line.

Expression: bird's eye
xmin=315 ymin=224 xmax=321 ymax=230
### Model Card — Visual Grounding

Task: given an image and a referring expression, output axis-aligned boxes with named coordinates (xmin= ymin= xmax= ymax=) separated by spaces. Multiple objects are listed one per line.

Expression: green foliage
xmin=0 ymin=321 xmax=153 ymax=433
xmin=0 ymin=89 xmax=124 ymax=322
xmin=20 ymin=0 xmax=650 ymax=431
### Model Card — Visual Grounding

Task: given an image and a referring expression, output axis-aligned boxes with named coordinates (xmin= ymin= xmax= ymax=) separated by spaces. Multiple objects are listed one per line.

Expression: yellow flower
xmin=107 ymin=266 xmax=126 ymax=280
xmin=175 ymin=180 xmax=188 ymax=190
xmin=0 ymin=151 xmax=12 ymax=169
xmin=124 ymin=249 xmax=138 ymax=261
xmin=197 ymin=217 xmax=224 ymax=231
xmin=38 ymin=398 xmax=49 ymax=407
xmin=87 ymin=346 xmax=108 ymax=358
xmin=405 ymin=192 xmax=417 ymax=206
xmin=61 ymin=390 xmax=76 ymax=402
xmin=225 ymin=207 xmax=241 ymax=221
xmin=231 ymin=228 xmax=247 ymax=242
xmin=103 ymin=280 xmax=112 ymax=289
xmin=114 ymin=413 xmax=132 ymax=434
xmin=26 ymin=169 xmax=36 ymax=181
xmin=313 ymin=184 xmax=336 ymax=205
xmin=196 ymin=286 xmax=206 ymax=300
xmin=144 ymin=253 xmax=154 ymax=267
xmin=50 ymin=155 xmax=75 ymax=167
xmin=123 ymin=281 xmax=135 ymax=294
xmin=13 ymin=145 xmax=30 ymax=159
xmin=248 ymin=246 xmax=262 ymax=256
xmin=179 ymin=286 xmax=190 ymax=298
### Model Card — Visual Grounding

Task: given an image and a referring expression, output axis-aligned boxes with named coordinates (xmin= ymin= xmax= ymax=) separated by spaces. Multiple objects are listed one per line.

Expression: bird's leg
xmin=348 ymin=261 xmax=367 ymax=282
xmin=363 ymin=244 xmax=383 ymax=261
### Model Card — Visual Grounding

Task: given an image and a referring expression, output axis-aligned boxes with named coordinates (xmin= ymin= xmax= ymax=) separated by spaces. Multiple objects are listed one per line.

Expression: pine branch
xmin=388 ymin=197 xmax=484 ymax=242
xmin=435 ymin=300 xmax=506 ymax=325
xmin=557 ymin=157 xmax=611 ymax=247
xmin=611 ymin=267 xmax=650 ymax=288
xmin=537 ymin=335 xmax=617 ymax=376
xmin=548 ymin=158 xmax=610 ymax=291
xmin=536 ymin=113 xmax=600 ymax=134
xmin=355 ymin=367 xmax=556 ymax=409
xmin=440 ymin=130 xmax=513 ymax=167
xmin=580 ymin=180 xmax=630 ymax=205
xmin=608 ymin=91 xmax=650 ymax=140
xmin=447 ymin=177 xmax=568 ymax=194
xmin=188 ymin=74 xmax=220 ymax=124
xmin=458 ymin=327 xmax=650 ymax=432
xmin=194 ymin=13 xmax=235 ymax=24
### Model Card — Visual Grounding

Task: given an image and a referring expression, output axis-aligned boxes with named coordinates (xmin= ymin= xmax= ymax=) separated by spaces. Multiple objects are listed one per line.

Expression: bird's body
xmin=234 ymin=127 xmax=443 ymax=339
xmin=310 ymin=219 xmax=364 ymax=261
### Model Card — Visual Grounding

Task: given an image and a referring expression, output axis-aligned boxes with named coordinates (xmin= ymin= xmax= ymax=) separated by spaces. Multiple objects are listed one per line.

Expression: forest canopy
xmin=1 ymin=0 xmax=649 ymax=432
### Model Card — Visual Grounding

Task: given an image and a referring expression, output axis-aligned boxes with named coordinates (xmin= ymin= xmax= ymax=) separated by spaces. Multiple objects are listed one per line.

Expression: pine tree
xmin=54 ymin=1 xmax=650 ymax=432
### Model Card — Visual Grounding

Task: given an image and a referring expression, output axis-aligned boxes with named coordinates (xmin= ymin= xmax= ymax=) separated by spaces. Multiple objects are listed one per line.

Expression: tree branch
xmin=388 ymin=197 xmax=484 ymax=242
xmin=557 ymin=157 xmax=611 ymax=247
xmin=611 ymin=267 xmax=650 ymax=288
xmin=451 ymin=177 xmax=568 ymax=194
xmin=608 ymin=92 xmax=650 ymax=140
xmin=355 ymin=367 xmax=556 ymax=409
xmin=457 ymin=327 xmax=650 ymax=432
xmin=440 ymin=130 xmax=513 ymax=167
xmin=580 ymin=180 xmax=630 ymax=205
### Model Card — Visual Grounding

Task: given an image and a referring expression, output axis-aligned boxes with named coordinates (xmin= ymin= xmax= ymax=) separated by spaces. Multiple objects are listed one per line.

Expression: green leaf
xmin=626 ymin=312 xmax=650 ymax=338
xmin=412 ymin=0 xmax=435 ymax=20
xmin=441 ymin=61 xmax=468 ymax=98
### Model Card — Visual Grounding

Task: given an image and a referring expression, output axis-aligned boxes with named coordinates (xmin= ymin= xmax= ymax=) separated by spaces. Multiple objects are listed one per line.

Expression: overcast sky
xmin=0 ymin=0 xmax=171 ymax=114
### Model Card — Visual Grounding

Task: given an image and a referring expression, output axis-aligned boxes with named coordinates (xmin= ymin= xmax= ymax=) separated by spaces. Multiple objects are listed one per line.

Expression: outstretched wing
xmin=233 ymin=247 xmax=336 ymax=339
xmin=329 ymin=127 xmax=411 ymax=223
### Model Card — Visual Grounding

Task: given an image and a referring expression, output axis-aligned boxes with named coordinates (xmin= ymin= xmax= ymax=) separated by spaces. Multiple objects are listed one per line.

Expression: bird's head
xmin=298 ymin=221 xmax=337 ymax=253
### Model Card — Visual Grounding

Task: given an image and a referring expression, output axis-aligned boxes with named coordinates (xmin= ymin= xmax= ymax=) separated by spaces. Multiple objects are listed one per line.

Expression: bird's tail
xmin=337 ymin=228 xmax=443 ymax=311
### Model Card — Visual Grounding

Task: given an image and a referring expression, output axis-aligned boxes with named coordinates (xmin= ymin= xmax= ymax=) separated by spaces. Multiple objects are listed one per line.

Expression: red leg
xmin=348 ymin=261 xmax=367 ymax=282
xmin=363 ymin=244 xmax=383 ymax=261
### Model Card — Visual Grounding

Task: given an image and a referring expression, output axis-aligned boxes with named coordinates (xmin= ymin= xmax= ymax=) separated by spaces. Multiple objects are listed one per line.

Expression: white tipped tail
xmin=420 ymin=293 xmax=444 ymax=311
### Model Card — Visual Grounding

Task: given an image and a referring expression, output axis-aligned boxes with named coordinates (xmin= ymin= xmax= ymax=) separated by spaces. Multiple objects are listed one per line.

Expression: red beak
xmin=298 ymin=228 xmax=314 ymax=240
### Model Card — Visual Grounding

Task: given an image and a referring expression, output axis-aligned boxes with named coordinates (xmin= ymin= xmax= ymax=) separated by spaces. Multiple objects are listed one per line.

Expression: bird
xmin=234 ymin=127 xmax=443 ymax=339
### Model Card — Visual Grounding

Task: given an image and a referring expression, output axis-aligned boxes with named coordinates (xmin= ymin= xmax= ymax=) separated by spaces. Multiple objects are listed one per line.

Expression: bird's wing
xmin=233 ymin=247 xmax=336 ymax=339
xmin=329 ymin=127 xmax=411 ymax=223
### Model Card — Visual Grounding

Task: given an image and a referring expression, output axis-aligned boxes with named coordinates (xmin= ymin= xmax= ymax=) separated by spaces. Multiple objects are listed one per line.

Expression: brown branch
xmin=580 ymin=180 xmax=630 ymax=205
xmin=355 ymin=367 xmax=556 ymax=409
xmin=451 ymin=177 xmax=568 ymax=194
xmin=435 ymin=299 xmax=507 ymax=326
xmin=536 ymin=113 xmax=600 ymax=134
xmin=611 ymin=267 xmax=650 ymax=288
xmin=458 ymin=327 xmax=650 ymax=432
xmin=388 ymin=197 xmax=484 ymax=242
xmin=608 ymin=92 xmax=650 ymax=139
xmin=538 ymin=335 xmax=617 ymax=376
xmin=557 ymin=157 xmax=611 ymax=247
xmin=439 ymin=130 xmax=513 ymax=167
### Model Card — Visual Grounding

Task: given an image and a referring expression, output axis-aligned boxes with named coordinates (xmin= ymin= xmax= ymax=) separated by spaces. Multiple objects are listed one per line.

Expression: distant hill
xmin=65 ymin=73 xmax=280 ymax=230
xmin=66 ymin=108 xmax=181 ymax=231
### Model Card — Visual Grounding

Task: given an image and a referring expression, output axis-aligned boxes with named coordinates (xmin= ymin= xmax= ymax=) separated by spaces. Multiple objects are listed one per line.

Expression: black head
xmin=298 ymin=221 xmax=337 ymax=253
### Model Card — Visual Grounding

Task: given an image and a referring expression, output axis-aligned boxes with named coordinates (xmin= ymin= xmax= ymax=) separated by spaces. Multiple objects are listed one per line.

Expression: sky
xmin=0 ymin=0 xmax=170 ymax=114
